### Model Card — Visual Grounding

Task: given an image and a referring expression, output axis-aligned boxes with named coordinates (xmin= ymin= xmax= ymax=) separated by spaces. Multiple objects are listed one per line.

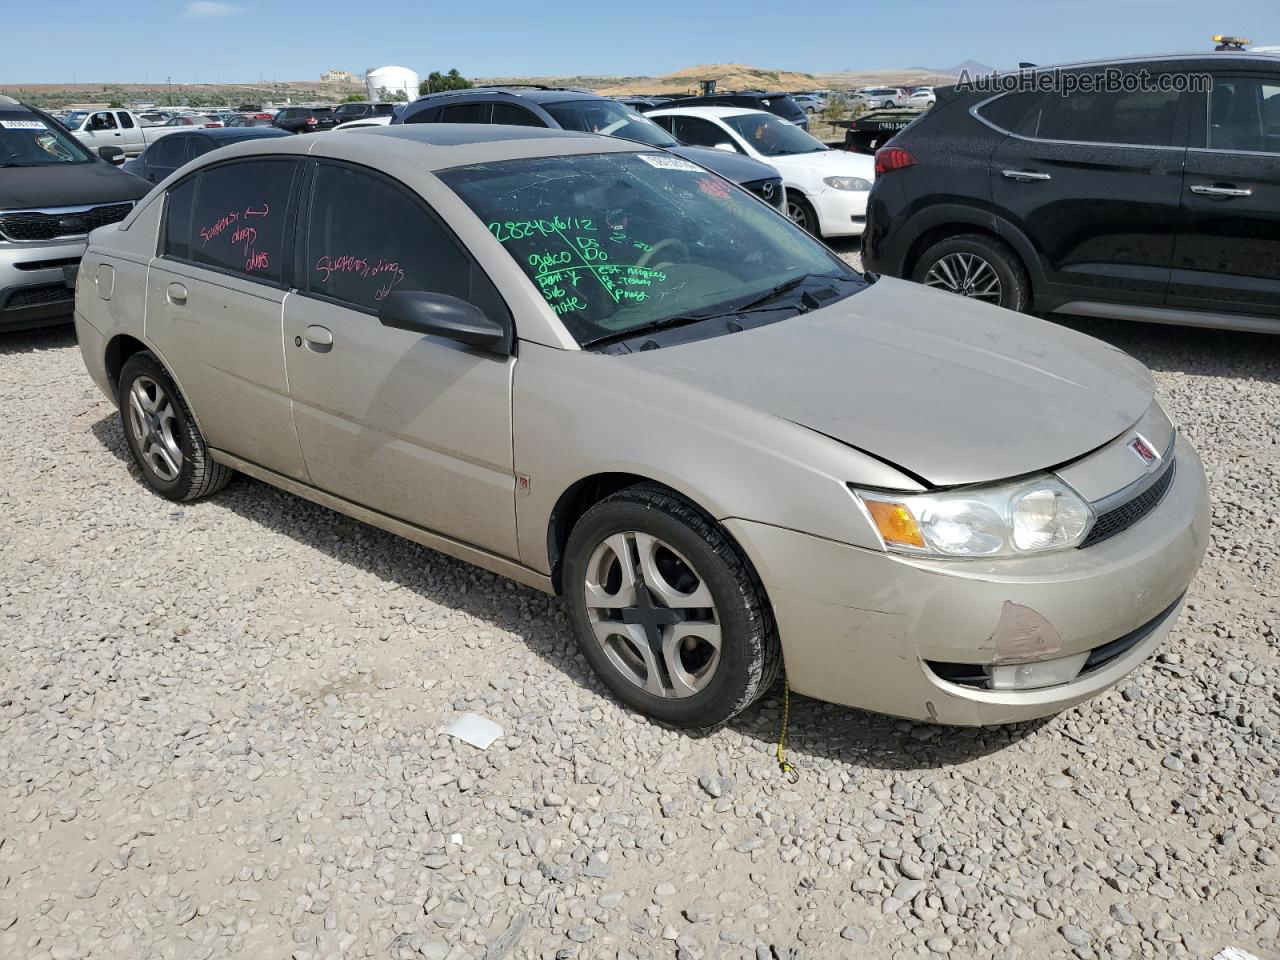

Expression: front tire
xmin=786 ymin=193 xmax=820 ymax=237
xmin=563 ymin=486 xmax=781 ymax=731
xmin=910 ymin=233 xmax=1030 ymax=312
xmin=118 ymin=351 xmax=233 ymax=502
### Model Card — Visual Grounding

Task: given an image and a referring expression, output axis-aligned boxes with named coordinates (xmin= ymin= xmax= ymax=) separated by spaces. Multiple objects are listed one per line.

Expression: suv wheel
xmin=563 ymin=486 xmax=781 ymax=731
xmin=118 ymin=351 xmax=233 ymax=502
xmin=911 ymin=234 xmax=1030 ymax=312
xmin=786 ymin=194 xmax=820 ymax=237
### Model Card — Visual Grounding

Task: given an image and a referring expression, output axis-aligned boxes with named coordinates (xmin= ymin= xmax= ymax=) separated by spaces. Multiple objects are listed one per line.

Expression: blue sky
xmin=2 ymin=0 xmax=1277 ymax=83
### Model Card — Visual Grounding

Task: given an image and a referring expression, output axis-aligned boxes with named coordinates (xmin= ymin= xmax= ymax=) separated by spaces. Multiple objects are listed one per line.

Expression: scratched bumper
xmin=724 ymin=434 xmax=1209 ymax=725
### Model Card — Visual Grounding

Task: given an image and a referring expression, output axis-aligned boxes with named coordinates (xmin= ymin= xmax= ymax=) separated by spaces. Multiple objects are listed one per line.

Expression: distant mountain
xmin=912 ymin=60 xmax=999 ymax=78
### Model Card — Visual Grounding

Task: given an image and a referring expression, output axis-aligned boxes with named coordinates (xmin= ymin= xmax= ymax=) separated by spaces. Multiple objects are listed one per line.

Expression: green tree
xmin=341 ymin=92 xmax=365 ymax=103
xmin=418 ymin=68 xmax=472 ymax=96
xmin=108 ymin=99 xmax=124 ymax=109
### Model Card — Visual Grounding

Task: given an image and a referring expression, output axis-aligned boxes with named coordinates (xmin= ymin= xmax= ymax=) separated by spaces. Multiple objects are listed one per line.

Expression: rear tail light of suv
xmin=875 ymin=146 xmax=917 ymax=175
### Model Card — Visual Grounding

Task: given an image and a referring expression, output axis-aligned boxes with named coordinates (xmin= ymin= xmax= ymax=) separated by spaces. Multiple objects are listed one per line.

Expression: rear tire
xmin=910 ymin=233 xmax=1030 ymax=312
xmin=563 ymin=485 xmax=781 ymax=732
xmin=118 ymin=351 xmax=233 ymax=502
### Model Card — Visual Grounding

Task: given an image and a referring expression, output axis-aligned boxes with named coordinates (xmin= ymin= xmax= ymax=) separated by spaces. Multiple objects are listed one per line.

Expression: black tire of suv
xmin=911 ymin=233 xmax=1031 ymax=313
xmin=563 ymin=485 xmax=782 ymax=733
xmin=118 ymin=351 xmax=233 ymax=502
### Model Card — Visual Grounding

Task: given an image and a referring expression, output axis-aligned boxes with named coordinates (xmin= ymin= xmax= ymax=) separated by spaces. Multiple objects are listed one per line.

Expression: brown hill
xmin=597 ymin=63 xmax=820 ymax=97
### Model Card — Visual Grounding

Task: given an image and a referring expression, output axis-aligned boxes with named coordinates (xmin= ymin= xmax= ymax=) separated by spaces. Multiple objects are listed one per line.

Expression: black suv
xmin=862 ymin=54 xmax=1280 ymax=332
xmin=272 ymin=106 xmax=338 ymax=133
xmin=331 ymin=101 xmax=397 ymax=125
xmin=396 ymin=88 xmax=785 ymax=211
xmin=662 ymin=91 xmax=809 ymax=131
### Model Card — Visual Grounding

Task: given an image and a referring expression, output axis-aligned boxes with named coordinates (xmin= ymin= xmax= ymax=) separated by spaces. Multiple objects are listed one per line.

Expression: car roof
xmin=972 ymin=51 xmax=1278 ymax=79
xmin=186 ymin=127 xmax=291 ymax=140
xmin=411 ymin=87 xmax=599 ymax=107
xmin=171 ymin=123 xmax=641 ymax=177
xmin=646 ymin=105 xmax=770 ymax=120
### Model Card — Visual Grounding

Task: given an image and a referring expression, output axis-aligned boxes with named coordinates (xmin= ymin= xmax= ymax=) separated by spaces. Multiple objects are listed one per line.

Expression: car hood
xmin=770 ymin=149 xmax=875 ymax=178
xmin=0 ymin=161 xmax=149 ymax=210
xmin=669 ymin=145 xmax=778 ymax=185
xmin=623 ymin=278 xmax=1154 ymax=487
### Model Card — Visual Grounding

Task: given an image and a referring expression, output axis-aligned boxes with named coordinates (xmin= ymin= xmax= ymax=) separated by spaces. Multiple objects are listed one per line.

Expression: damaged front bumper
xmin=725 ymin=433 xmax=1210 ymax=726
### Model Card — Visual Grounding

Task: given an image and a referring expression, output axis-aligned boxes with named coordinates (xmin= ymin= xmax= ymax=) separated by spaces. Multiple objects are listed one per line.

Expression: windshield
xmin=722 ymin=113 xmax=826 ymax=156
xmin=439 ymin=152 xmax=857 ymax=347
xmin=0 ymin=114 xmax=93 ymax=166
xmin=62 ymin=111 xmax=89 ymax=129
xmin=542 ymin=100 xmax=678 ymax=148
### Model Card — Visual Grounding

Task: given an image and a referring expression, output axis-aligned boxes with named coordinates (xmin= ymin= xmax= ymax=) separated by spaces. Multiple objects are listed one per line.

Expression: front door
xmin=145 ymin=155 xmax=309 ymax=481
xmin=1167 ymin=73 xmax=1280 ymax=323
xmin=282 ymin=160 xmax=518 ymax=557
xmin=989 ymin=78 xmax=1189 ymax=306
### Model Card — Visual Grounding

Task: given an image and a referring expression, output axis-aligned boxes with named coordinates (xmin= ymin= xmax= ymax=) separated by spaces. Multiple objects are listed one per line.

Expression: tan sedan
xmin=73 ymin=126 xmax=1209 ymax=729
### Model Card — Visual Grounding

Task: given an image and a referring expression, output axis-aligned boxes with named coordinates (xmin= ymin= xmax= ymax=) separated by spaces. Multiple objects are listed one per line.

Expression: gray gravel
xmin=1 ymin=290 xmax=1278 ymax=960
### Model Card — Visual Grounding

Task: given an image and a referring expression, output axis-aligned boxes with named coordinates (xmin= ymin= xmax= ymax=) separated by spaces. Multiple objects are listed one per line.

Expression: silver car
xmin=73 ymin=126 xmax=1209 ymax=730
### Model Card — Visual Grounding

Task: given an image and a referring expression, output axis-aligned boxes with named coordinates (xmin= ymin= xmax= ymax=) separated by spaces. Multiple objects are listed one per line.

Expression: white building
xmin=365 ymin=65 xmax=420 ymax=101
xmin=321 ymin=69 xmax=356 ymax=84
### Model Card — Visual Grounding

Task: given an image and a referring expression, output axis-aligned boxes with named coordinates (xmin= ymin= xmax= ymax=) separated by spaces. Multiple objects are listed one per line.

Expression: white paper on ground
xmin=1214 ymin=948 xmax=1261 ymax=960
xmin=443 ymin=712 xmax=503 ymax=749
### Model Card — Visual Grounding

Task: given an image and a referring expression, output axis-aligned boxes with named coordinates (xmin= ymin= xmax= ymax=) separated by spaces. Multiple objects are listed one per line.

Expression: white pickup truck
xmin=60 ymin=109 xmax=182 ymax=159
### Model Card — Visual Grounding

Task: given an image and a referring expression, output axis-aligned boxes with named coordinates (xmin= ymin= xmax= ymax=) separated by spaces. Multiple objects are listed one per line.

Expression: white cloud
xmin=183 ymin=1 xmax=244 ymax=16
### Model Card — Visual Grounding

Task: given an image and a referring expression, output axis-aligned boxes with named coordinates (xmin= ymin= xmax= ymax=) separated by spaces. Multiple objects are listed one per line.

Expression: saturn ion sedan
xmin=73 ymin=125 xmax=1209 ymax=730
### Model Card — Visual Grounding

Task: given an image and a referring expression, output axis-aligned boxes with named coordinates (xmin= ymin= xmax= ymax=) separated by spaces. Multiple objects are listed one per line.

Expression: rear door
xmin=145 ymin=156 xmax=309 ymax=480
xmin=988 ymin=73 xmax=1190 ymax=306
xmin=115 ymin=111 xmax=145 ymax=155
xmin=1167 ymin=72 xmax=1280 ymax=322
xmin=282 ymin=160 xmax=517 ymax=555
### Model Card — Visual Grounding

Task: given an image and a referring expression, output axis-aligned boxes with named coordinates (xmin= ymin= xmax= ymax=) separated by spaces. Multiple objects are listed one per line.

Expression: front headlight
xmin=855 ymin=475 xmax=1093 ymax=558
xmin=823 ymin=175 xmax=872 ymax=191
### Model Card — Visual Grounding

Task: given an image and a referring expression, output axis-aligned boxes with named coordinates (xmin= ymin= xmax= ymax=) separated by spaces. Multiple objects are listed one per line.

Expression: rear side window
xmin=118 ymin=112 xmax=135 ymax=129
xmin=976 ymin=92 xmax=1044 ymax=133
xmin=373 ymin=104 xmax=395 ymax=116
xmin=148 ymin=135 xmax=188 ymax=170
xmin=442 ymin=102 xmax=490 ymax=123
xmin=1208 ymin=77 xmax=1280 ymax=153
xmin=162 ymin=158 xmax=298 ymax=284
xmin=1022 ymin=87 xmax=1181 ymax=146
xmin=302 ymin=163 xmax=508 ymax=323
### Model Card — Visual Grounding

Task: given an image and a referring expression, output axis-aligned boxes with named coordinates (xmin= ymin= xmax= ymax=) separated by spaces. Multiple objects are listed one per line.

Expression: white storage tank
xmin=365 ymin=65 xmax=420 ymax=102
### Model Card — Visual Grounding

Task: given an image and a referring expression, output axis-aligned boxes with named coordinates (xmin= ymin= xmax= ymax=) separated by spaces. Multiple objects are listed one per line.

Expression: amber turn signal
xmin=865 ymin=499 xmax=925 ymax=549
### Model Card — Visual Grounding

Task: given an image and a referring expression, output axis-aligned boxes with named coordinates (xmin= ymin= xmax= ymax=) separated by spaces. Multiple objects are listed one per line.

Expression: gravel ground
xmin=1 ymin=281 xmax=1277 ymax=960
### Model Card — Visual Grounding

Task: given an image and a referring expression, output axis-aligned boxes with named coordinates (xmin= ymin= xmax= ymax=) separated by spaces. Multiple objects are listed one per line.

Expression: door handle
xmin=166 ymin=282 xmax=187 ymax=305
xmin=1189 ymin=184 xmax=1252 ymax=198
xmin=1001 ymin=169 xmax=1052 ymax=182
xmin=301 ymin=324 xmax=333 ymax=353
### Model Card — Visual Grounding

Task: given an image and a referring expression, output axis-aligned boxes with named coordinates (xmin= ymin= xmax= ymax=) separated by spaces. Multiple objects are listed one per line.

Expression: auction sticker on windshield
xmin=0 ymin=120 xmax=48 ymax=130
xmin=636 ymin=153 xmax=702 ymax=172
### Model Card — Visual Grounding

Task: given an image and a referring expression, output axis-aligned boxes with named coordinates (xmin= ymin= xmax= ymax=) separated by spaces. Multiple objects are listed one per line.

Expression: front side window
xmin=1208 ymin=77 xmax=1280 ymax=153
xmin=541 ymin=100 xmax=676 ymax=147
xmin=147 ymin=135 xmax=188 ymax=170
xmin=721 ymin=113 xmax=826 ymax=156
xmin=491 ymin=103 xmax=545 ymax=127
xmin=0 ymin=112 xmax=93 ymax=166
xmin=163 ymin=158 xmax=298 ymax=284
xmin=439 ymin=152 xmax=857 ymax=346
xmin=302 ymin=163 xmax=507 ymax=321
xmin=673 ymin=115 xmax=739 ymax=151
xmin=1022 ymin=86 xmax=1181 ymax=146
xmin=91 ymin=112 xmax=118 ymax=131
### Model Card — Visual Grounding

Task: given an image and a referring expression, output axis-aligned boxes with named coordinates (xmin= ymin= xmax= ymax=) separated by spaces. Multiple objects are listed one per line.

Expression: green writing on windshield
xmin=488 ymin=212 xmax=671 ymax=315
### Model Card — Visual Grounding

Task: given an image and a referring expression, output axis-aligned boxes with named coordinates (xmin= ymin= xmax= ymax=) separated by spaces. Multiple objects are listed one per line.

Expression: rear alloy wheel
xmin=911 ymin=234 xmax=1030 ymax=312
xmin=118 ymin=351 xmax=233 ymax=502
xmin=786 ymin=194 xmax=820 ymax=237
xmin=564 ymin=486 xmax=781 ymax=731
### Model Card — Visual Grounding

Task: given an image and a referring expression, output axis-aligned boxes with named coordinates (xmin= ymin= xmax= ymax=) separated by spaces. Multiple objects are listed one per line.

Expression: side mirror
xmin=713 ymin=142 xmax=737 ymax=152
xmin=378 ymin=291 xmax=509 ymax=354
xmin=98 ymin=146 xmax=125 ymax=165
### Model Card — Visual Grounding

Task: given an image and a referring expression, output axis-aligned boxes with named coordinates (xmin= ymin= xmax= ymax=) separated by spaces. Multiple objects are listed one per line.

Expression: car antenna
xmin=1018 ymin=61 xmax=1037 ymax=69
